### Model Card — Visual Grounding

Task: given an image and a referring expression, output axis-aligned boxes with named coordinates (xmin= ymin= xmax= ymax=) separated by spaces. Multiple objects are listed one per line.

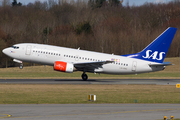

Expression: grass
xmin=0 ymin=57 xmax=180 ymax=104
xmin=0 ymin=57 xmax=179 ymax=79
xmin=0 ymin=84 xmax=180 ymax=104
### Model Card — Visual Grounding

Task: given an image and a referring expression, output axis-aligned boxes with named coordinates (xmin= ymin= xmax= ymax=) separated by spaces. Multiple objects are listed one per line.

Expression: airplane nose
xmin=2 ymin=48 xmax=9 ymax=55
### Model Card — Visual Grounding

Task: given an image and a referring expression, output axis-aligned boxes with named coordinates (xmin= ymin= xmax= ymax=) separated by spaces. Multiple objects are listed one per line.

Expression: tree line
xmin=0 ymin=0 xmax=180 ymax=67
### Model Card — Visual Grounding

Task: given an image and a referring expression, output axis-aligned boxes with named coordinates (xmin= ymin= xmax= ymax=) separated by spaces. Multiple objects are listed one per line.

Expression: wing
xmin=74 ymin=60 xmax=114 ymax=72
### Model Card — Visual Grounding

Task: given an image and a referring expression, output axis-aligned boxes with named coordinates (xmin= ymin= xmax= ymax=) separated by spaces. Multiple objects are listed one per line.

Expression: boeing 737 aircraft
xmin=2 ymin=27 xmax=177 ymax=80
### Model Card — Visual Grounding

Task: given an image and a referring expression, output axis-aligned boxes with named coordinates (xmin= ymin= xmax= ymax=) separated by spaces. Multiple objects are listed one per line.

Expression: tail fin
xmin=122 ymin=27 xmax=177 ymax=63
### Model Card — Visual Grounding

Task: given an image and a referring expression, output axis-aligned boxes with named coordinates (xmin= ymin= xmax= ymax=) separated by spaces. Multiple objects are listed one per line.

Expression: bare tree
xmin=1 ymin=0 xmax=11 ymax=7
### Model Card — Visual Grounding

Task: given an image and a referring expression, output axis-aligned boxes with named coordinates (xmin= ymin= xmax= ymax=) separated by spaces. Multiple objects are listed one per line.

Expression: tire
xmin=19 ymin=65 xmax=23 ymax=69
xmin=81 ymin=74 xmax=88 ymax=81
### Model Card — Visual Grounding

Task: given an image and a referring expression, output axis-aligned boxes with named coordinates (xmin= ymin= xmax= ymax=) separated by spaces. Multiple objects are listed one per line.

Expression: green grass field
xmin=0 ymin=84 xmax=180 ymax=104
xmin=0 ymin=57 xmax=180 ymax=104
xmin=0 ymin=57 xmax=179 ymax=79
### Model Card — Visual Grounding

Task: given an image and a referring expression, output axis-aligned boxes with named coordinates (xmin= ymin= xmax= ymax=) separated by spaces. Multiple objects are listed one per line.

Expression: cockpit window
xmin=11 ymin=46 xmax=19 ymax=49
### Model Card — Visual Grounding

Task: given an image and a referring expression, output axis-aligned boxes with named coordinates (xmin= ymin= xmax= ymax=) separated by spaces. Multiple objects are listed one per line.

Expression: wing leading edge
xmin=74 ymin=61 xmax=114 ymax=72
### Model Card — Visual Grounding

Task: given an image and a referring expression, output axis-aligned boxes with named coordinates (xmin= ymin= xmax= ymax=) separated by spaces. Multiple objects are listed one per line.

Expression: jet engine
xmin=54 ymin=61 xmax=73 ymax=73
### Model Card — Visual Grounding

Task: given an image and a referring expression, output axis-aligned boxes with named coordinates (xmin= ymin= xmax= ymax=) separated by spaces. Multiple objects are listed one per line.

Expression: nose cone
xmin=2 ymin=48 xmax=9 ymax=55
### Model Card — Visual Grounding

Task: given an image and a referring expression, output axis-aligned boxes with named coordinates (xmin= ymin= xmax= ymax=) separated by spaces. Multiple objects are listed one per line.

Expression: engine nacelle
xmin=54 ymin=61 xmax=73 ymax=73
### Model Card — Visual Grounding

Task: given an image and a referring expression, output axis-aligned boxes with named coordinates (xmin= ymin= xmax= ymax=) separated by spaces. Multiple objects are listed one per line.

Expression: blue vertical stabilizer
xmin=122 ymin=27 xmax=177 ymax=63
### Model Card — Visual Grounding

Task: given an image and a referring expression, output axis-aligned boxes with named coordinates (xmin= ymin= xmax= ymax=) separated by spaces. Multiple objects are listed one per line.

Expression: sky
xmin=7 ymin=0 xmax=175 ymax=6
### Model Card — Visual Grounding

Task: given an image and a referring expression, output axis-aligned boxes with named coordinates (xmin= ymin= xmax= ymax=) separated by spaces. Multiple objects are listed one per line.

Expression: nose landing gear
xmin=19 ymin=64 xmax=23 ymax=69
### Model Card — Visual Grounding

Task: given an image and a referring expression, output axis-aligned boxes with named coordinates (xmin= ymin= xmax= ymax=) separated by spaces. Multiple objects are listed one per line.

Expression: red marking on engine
xmin=54 ymin=61 xmax=67 ymax=72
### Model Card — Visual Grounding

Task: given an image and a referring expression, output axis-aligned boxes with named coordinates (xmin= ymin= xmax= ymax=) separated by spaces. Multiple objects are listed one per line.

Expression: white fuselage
xmin=3 ymin=43 xmax=165 ymax=74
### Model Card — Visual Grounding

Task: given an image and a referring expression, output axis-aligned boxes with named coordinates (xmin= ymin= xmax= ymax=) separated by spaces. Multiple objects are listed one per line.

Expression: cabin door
xmin=26 ymin=45 xmax=32 ymax=55
xmin=132 ymin=61 xmax=137 ymax=71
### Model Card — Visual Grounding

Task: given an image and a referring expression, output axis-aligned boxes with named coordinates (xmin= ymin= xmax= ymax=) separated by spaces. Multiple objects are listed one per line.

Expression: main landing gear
xmin=81 ymin=73 xmax=88 ymax=81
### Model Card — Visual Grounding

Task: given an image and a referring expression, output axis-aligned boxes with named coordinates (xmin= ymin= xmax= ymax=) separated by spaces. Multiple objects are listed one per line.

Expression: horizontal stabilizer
xmin=149 ymin=62 xmax=173 ymax=66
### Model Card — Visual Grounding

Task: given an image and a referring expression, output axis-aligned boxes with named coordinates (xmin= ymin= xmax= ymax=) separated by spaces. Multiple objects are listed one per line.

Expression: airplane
xmin=2 ymin=27 xmax=177 ymax=80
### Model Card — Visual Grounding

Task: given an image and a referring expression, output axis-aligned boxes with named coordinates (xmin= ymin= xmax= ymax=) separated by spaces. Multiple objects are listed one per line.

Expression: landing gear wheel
xmin=81 ymin=73 xmax=88 ymax=81
xmin=19 ymin=64 xmax=23 ymax=69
